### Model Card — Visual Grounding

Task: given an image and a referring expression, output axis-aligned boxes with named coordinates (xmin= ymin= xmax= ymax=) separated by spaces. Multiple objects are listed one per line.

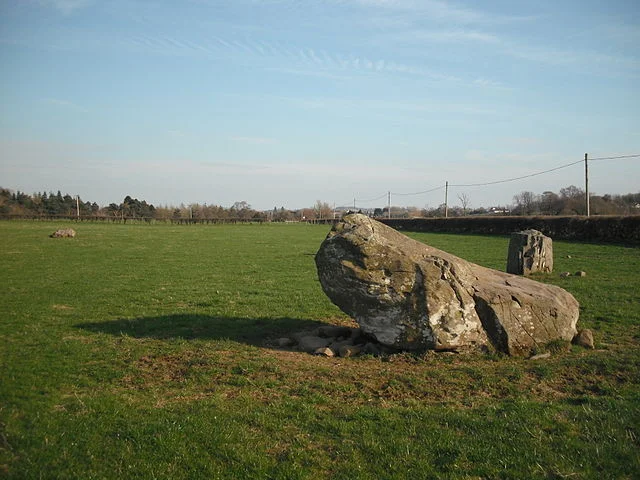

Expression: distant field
xmin=1 ymin=221 xmax=638 ymax=479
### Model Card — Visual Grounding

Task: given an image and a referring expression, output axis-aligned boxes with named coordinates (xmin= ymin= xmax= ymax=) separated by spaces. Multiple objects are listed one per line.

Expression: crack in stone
xmin=510 ymin=305 xmax=539 ymax=349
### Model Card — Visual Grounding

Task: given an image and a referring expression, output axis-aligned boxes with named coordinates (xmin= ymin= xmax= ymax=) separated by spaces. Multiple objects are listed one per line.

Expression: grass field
xmin=1 ymin=221 xmax=639 ymax=479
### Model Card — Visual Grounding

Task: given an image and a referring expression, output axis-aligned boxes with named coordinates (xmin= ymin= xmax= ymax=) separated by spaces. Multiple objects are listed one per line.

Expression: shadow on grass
xmin=75 ymin=314 xmax=328 ymax=347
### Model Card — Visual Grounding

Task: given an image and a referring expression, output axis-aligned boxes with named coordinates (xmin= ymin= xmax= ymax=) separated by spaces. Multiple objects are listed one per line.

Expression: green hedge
xmin=381 ymin=215 xmax=640 ymax=243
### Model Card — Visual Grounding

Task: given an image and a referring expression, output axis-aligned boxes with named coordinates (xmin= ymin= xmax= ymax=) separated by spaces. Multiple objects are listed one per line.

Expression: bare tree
xmin=457 ymin=193 xmax=471 ymax=216
xmin=313 ymin=200 xmax=333 ymax=220
xmin=513 ymin=191 xmax=539 ymax=216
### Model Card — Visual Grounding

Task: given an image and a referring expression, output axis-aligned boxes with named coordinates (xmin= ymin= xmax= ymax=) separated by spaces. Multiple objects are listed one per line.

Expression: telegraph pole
xmin=76 ymin=195 xmax=80 ymax=219
xmin=387 ymin=191 xmax=391 ymax=219
xmin=444 ymin=181 xmax=449 ymax=218
xmin=584 ymin=153 xmax=590 ymax=217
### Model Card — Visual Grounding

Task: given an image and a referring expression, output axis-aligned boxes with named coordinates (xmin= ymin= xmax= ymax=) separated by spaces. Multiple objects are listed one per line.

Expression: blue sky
xmin=1 ymin=0 xmax=638 ymax=210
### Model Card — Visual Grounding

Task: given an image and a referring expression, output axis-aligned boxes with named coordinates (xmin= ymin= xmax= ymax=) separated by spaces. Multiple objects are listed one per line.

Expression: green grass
xmin=1 ymin=221 xmax=639 ymax=479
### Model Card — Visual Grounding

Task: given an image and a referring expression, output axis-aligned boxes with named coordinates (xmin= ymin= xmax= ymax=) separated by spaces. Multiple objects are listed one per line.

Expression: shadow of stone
xmin=75 ymin=314 xmax=328 ymax=348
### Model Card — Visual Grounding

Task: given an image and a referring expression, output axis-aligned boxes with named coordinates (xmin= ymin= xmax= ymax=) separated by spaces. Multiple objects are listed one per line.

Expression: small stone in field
xmin=567 ymin=255 xmax=572 ymax=259
xmin=314 ymin=347 xmax=335 ymax=357
xmin=50 ymin=228 xmax=76 ymax=238
xmin=575 ymin=271 xmax=587 ymax=277
xmin=559 ymin=272 xmax=572 ymax=278
xmin=529 ymin=352 xmax=551 ymax=360
xmin=572 ymin=329 xmax=594 ymax=349
xmin=339 ymin=345 xmax=362 ymax=358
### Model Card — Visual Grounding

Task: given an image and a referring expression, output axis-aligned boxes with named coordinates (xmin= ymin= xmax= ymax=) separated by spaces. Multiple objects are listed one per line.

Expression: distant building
xmin=488 ymin=207 xmax=510 ymax=215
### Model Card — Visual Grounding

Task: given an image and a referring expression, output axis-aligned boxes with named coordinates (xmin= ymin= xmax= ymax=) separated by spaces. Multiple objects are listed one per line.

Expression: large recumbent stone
xmin=315 ymin=214 xmax=579 ymax=355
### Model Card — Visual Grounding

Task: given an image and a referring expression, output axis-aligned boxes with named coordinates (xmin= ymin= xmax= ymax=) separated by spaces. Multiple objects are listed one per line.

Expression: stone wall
xmin=381 ymin=215 xmax=640 ymax=244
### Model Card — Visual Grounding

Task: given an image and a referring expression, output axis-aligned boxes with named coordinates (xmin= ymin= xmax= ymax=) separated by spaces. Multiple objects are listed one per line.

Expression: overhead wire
xmin=342 ymin=153 xmax=639 ymax=204
xmin=589 ymin=154 xmax=640 ymax=161
xmin=357 ymin=192 xmax=388 ymax=203
xmin=449 ymin=159 xmax=584 ymax=188
xmin=391 ymin=185 xmax=445 ymax=196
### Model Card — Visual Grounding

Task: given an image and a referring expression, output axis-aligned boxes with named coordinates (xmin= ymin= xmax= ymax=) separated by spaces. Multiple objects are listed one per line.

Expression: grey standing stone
xmin=506 ymin=229 xmax=553 ymax=275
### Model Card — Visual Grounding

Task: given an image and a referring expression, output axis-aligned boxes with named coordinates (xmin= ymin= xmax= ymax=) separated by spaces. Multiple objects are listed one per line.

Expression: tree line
xmin=510 ymin=186 xmax=640 ymax=216
xmin=1 ymin=186 xmax=639 ymax=220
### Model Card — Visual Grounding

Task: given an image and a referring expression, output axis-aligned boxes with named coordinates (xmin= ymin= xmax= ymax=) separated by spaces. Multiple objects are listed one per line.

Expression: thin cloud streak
xmin=42 ymin=98 xmax=89 ymax=112
xmin=333 ymin=0 xmax=538 ymax=25
xmin=38 ymin=0 xmax=92 ymax=15
xmin=120 ymin=32 xmax=502 ymax=86
xmin=383 ymin=29 xmax=500 ymax=44
xmin=231 ymin=136 xmax=278 ymax=145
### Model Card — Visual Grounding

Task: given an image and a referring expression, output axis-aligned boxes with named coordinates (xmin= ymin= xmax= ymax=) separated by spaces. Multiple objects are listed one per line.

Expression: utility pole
xmin=353 ymin=198 xmax=356 ymax=210
xmin=444 ymin=181 xmax=449 ymax=218
xmin=387 ymin=191 xmax=391 ymax=219
xmin=76 ymin=195 xmax=80 ymax=219
xmin=584 ymin=153 xmax=590 ymax=217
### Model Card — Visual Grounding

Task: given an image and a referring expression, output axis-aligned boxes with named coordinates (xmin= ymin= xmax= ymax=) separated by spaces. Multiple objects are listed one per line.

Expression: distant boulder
xmin=506 ymin=229 xmax=553 ymax=275
xmin=50 ymin=228 xmax=77 ymax=238
xmin=315 ymin=214 xmax=579 ymax=356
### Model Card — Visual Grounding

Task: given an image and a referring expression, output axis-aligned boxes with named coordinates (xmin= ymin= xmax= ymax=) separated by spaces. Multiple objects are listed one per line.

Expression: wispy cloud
xmin=121 ymin=32 xmax=486 ymax=84
xmin=264 ymin=67 xmax=351 ymax=80
xmin=276 ymin=94 xmax=498 ymax=116
xmin=167 ymin=130 xmax=189 ymax=139
xmin=38 ymin=0 xmax=92 ymax=15
xmin=345 ymin=0 xmax=536 ymax=25
xmin=501 ymin=42 xmax=640 ymax=73
xmin=386 ymin=29 xmax=499 ymax=45
xmin=231 ymin=136 xmax=277 ymax=145
xmin=43 ymin=98 xmax=88 ymax=112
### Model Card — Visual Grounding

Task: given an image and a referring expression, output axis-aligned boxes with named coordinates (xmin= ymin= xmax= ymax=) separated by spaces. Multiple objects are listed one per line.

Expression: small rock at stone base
xmin=276 ymin=337 xmax=295 ymax=348
xmin=567 ymin=255 xmax=572 ymax=259
xmin=575 ymin=271 xmax=587 ymax=277
xmin=339 ymin=345 xmax=362 ymax=358
xmin=314 ymin=347 xmax=335 ymax=357
xmin=329 ymin=339 xmax=354 ymax=352
xmin=529 ymin=352 xmax=551 ymax=360
xmin=362 ymin=343 xmax=382 ymax=356
xmin=318 ymin=325 xmax=353 ymax=338
xmin=298 ymin=336 xmax=331 ymax=353
xmin=291 ymin=330 xmax=318 ymax=343
xmin=350 ymin=328 xmax=368 ymax=344
xmin=559 ymin=272 xmax=572 ymax=278
xmin=572 ymin=329 xmax=595 ymax=349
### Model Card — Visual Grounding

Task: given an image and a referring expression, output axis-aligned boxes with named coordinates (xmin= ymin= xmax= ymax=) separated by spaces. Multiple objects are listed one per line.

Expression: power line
xmin=391 ymin=185 xmax=445 ymax=196
xmin=450 ymin=159 xmax=584 ymax=187
xmin=340 ymin=152 xmax=639 ymax=207
xmin=589 ymin=153 xmax=640 ymax=161
xmin=356 ymin=192 xmax=388 ymax=203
